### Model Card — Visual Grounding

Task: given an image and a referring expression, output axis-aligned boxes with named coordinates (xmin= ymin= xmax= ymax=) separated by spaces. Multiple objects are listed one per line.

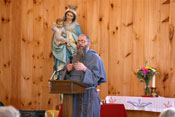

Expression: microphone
xmin=69 ymin=55 xmax=73 ymax=64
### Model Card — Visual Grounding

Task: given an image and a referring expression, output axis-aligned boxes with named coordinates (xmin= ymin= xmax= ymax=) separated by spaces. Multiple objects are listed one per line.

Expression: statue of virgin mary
xmin=51 ymin=4 xmax=82 ymax=80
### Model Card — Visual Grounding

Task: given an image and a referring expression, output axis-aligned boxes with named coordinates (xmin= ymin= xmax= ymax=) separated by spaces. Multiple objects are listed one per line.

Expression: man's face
xmin=77 ymin=36 xmax=89 ymax=50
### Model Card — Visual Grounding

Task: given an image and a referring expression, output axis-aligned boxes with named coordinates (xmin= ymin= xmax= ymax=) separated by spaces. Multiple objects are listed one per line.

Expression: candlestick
xmin=151 ymin=87 xmax=158 ymax=97
xmin=152 ymin=75 xmax=156 ymax=88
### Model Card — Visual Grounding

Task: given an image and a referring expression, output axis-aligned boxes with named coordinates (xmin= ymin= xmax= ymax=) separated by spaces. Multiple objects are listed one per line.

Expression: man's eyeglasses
xmin=77 ymin=40 xmax=88 ymax=43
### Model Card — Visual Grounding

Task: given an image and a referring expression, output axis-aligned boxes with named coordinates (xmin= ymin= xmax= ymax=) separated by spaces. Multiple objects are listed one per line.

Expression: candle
xmin=152 ymin=75 xmax=156 ymax=88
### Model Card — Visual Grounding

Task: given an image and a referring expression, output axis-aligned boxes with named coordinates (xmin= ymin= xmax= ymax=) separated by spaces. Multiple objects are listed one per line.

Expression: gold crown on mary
xmin=68 ymin=3 xmax=78 ymax=11
xmin=66 ymin=4 xmax=78 ymax=15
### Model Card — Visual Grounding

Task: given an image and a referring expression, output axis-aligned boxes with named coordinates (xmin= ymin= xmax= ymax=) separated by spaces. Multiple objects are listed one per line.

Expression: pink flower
xmin=141 ymin=67 xmax=149 ymax=76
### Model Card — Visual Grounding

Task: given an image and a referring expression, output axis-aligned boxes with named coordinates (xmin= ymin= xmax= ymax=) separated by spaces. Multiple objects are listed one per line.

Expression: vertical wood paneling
xmin=77 ymin=0 xmax=88 ymax=34
xmin=108 ymin=0 xmax=121 ymax=96
xmin=158 ymin=0 xmax=171 ymax=97
xmin=10 ymin=0 xmax=22 ymax=107
xmin=144 ymin=0 xmax=161 ymax=90
xmin=132 ymin=0 xmax=146 ymax=96
xmin=120 ymin=0 xmax=133 ymax=95
xmin=20 ymin=0 xmax=33 ymax=109
xmin=169 ymin=0 xmax=175 ymax=97
xmin=86 ymin=0 xmax=100 ymax=51
xmin=0 ymin=0 xmax=13 ymax=106
xmin=1 ymin=0 xmax=175 ymax=112
xmin=32 ymin=0 xmax=43 ymax=109
xmin=98 ymin=0 xmax=109 ymax=99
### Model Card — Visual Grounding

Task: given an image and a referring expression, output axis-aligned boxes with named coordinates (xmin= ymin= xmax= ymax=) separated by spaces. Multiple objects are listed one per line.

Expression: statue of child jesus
xmin=52 ymin=18 xmax=67 ymax=46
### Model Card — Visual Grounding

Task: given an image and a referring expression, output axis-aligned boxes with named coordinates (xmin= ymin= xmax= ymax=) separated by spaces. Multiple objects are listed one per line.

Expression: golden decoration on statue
xmin=68 ymin=3 xmax=78 ymax=11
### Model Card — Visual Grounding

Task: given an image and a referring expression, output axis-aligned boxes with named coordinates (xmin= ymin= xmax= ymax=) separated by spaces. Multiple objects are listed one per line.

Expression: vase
xmin=144 ymin=82 xmax=151 ymax=96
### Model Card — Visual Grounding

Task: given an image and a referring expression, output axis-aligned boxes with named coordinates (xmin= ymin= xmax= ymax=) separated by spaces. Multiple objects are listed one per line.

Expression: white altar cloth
xmin=106 ymin=96 xmax=175 ymax=112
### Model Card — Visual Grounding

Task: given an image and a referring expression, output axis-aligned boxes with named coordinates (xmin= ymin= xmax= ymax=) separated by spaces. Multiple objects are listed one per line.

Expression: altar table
xmin=106 ymin=96 xmax=175 ymax=112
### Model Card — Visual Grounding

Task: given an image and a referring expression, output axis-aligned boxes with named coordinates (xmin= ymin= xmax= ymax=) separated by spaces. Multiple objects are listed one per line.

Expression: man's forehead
xmin=78 ymin=36 xmax=87 ymax=40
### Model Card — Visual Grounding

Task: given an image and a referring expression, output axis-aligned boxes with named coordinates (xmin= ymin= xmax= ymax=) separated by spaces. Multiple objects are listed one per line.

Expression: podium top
xmin=49 ymin=80 xmax=88 ymax=94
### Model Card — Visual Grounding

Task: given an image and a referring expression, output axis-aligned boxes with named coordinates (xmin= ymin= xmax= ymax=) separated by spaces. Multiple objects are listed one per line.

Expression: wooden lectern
xmin=49 ymin=80 xmax=88 ymax=117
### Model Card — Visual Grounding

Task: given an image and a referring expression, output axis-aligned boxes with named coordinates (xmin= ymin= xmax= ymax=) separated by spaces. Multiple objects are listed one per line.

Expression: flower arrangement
xmin=137 ymin=61 xmax=159 ymax=95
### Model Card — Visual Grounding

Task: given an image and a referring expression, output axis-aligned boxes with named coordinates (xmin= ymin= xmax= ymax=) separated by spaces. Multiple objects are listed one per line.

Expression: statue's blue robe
xmin=52 ymin=25 xmax=82 ymax=79
xmin=65 ymin=49 xmax=107 ymax=117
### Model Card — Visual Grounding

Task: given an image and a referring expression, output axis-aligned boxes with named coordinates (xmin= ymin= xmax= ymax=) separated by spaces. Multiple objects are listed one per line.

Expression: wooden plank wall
xmin=0 ymin=0 xmax=175 ymax=113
